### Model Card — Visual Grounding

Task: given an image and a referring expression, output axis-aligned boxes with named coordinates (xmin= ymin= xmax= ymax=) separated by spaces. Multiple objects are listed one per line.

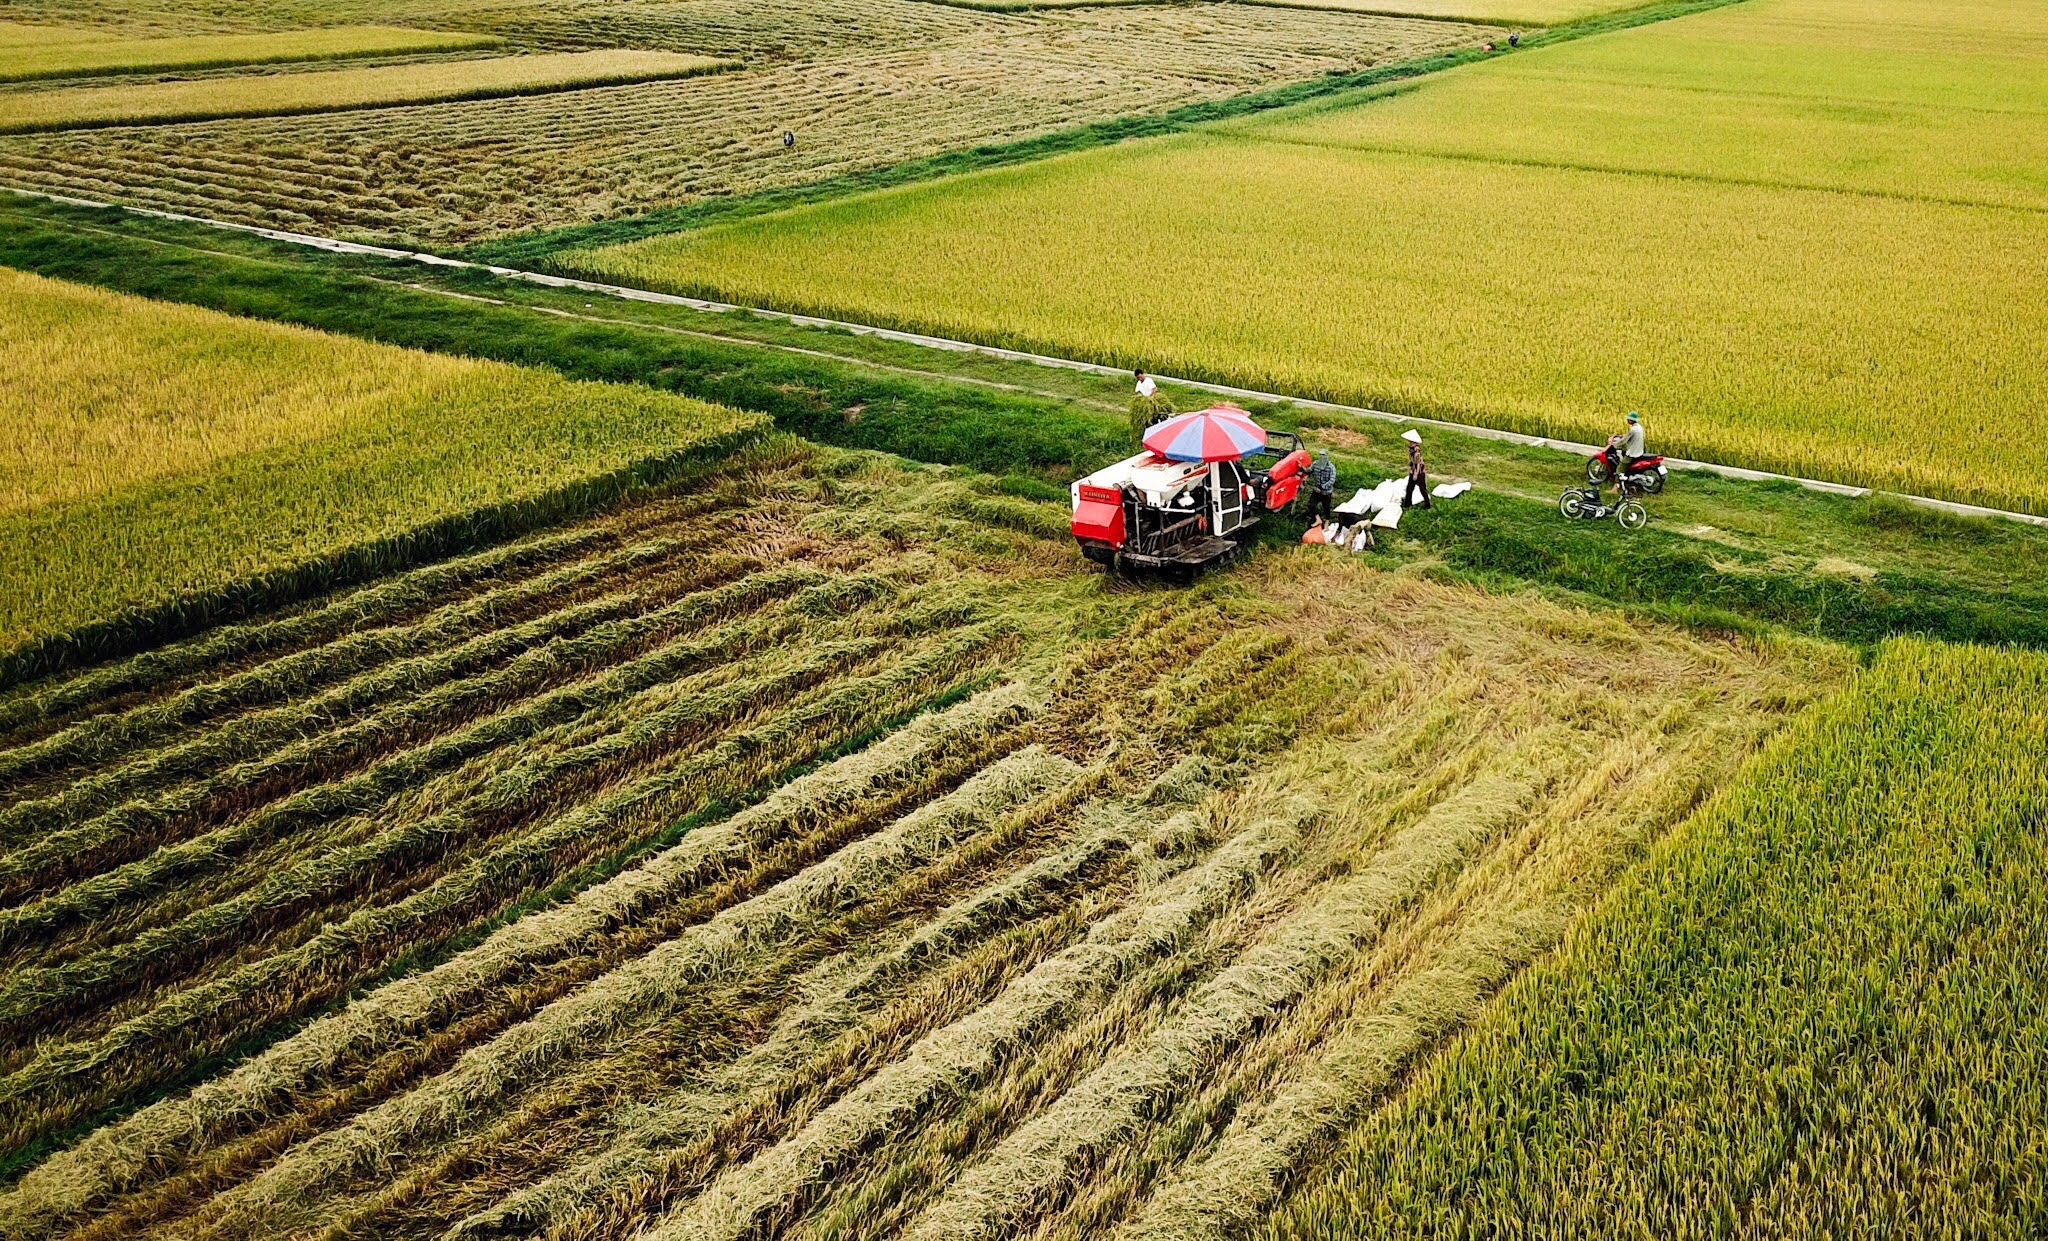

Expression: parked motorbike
xmin=1559 ymin=470 xmax=1650 ymax=530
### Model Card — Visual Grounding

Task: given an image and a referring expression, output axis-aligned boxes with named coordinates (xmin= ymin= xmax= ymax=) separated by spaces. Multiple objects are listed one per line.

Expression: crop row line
xmin=192 ymin=640 xmax=1041 ymax=1235
xmin=0 ymin=617 xmax=1016 ymax=1157
xmin=0 ymin=526 xmax=727 ymax=794
xmin=0 ymin=564 xmax=834 ymax=952
xmin=0 ymin=522 xmax=607 ymax=742
xmin=0 ymin=683 xmax=1046 ymax=1236
xmin=0 ymin=622 xmax=903 ymax=1042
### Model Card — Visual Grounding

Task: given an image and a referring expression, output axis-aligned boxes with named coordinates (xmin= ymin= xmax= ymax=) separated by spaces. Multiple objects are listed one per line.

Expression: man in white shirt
xmin=1134 ymin=370 xmax=1158 ymax=399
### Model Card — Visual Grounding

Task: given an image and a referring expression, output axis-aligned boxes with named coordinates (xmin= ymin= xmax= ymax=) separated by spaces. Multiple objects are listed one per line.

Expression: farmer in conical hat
xmin=1401 ymin=429 xmax=1430 ymax=509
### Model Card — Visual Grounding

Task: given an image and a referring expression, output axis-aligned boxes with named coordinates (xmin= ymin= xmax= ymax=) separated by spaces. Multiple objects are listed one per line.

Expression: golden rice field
xmin=0 ymin=0 xmax=1495 ymax=242
xmin=0 ymin=269 xmax=763 ymax=650
xmin=0 ymin=50 xmax=735 ymax=134
xmin=1269 ymin=637 xmax=2048 ymax=1236
xmin=571 ymin=0 xmax=2048 ymax=513
xmin=0 ymin=23 xmax=499 ymax=83
xmin=0 ymin=431 xmax=1849 ymax=1239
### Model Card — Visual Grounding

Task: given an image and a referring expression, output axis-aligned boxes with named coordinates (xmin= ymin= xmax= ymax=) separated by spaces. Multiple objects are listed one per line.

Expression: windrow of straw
xmin=0 ymin=565 xmax=835 ymax=941
xmin=0 ymin=521 xmax=606 ymax=740
xmin=0 ymin=623 xmax=1009 ymax=1147
xmin=0 ymin=681 xmax=1046 ymax=1237
xmin=199 ymin=746 xmax=1081 ymax=1237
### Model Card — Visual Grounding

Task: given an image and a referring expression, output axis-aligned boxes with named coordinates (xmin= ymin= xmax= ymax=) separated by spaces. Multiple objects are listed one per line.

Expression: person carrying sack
xmin=1402 ymin=429 xmax=1430 ymax=508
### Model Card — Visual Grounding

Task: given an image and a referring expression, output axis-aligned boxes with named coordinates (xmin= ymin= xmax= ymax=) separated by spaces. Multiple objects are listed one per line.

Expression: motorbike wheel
xmin=1617 ymin=499 xmax=1649 ymax=530
xmin=1640 ymin=471 xmax=1665 ymax=494
xmin=1586 ymin=456 xmax=1609 ymax=485
xmin=1559 ymin=489 xmax=1586 ymax=519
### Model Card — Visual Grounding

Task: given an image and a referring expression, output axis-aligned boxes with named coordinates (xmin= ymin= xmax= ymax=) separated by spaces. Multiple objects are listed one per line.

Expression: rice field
xmin=0 ymin=0 xmax=1496 ymax=242
xmin=0 ymin=50 xmax=735 ymax=134
xmin=568 ymin=0 xmax=2048 ymax=514
xmin=0 ymin=269 xmax=764 ymax=652
xmin=1267 ymin=637 xmax=2048 ymax=1237
xmin=0 ymin=24 xmax=500 ymax=83
xmin=0 ymin=432 xmax=1847 ymax=1237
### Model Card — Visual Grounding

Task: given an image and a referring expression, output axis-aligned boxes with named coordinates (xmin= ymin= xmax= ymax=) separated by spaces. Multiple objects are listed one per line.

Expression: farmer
xmin=1134 ymin=370 xmax=1158 ymax=400
xmin=1402 ymin=429 xmax=1430 ymax=508
xmin=1305 ymin=449 xmax=1338 ymax=524
xmin=1600 ymin=410 xmax=1648 ymax=482
xmin=1620 ymin=410 xmax=1647 ymax=464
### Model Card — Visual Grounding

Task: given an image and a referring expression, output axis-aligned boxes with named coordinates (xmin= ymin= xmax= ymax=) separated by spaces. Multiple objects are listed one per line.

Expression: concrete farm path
xmin=17 ymin=187 xmax=2046 ymax=530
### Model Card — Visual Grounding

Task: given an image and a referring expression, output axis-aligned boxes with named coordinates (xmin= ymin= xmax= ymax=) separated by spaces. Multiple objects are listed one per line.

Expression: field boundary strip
xmin=9 ymin=185 xmax=2044 ymax=532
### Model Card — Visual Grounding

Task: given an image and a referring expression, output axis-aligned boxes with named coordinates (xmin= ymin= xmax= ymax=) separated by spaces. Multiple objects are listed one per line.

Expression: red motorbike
xmin=1587 ymin=438 xmax=1669 ymax=493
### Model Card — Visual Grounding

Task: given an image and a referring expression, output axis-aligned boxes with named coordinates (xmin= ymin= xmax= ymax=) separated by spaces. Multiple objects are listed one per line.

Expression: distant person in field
xmin=1129 ymin=370 xmax=1168 ymax=445
xmin=1402 ymin=429 xmax=1430 ymax=508
xmin=1306 ymin=449 xmax=1338 ymax=524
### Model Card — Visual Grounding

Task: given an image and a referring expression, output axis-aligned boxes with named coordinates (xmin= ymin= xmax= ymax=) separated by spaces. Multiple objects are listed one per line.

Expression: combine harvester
xmin=1070 ymin=404 xmax=1309 ymax=576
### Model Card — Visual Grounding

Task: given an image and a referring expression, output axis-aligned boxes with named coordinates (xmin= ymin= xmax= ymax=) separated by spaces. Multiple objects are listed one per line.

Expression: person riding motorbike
xmin=1599 ymin=411 xmax=1650 ymax=482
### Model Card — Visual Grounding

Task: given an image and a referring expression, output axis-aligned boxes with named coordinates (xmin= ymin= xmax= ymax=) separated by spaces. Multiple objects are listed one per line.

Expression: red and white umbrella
xmin=1143 ymin=404 xmax=1267 ymax=463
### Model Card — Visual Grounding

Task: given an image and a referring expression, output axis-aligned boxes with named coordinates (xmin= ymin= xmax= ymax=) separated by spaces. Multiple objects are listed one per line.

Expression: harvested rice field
xmin=0 ymin=24 xmax=499 ymax=83
xmin=0 ymin=436 xmax=1849 ymax=1238
xmin=0 ymin=49 xmax=735 ymax=134
xmin=0 ymin=0 xmax=1497 ymax=243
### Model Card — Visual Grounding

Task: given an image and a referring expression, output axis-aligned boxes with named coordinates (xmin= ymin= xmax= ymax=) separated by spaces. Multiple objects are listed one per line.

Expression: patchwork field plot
xmin=0 ymin=438 xmax=1844 ymax=1238
xmin=1270 ymin=637 xmax=2048 ymax=1236
xmin=0 ymin=23 xmax=499 ymax=83
xmin=0 ymin=0 xmax=1496 ymax=241
xmin=0 ymin=269 xmax=762 ymax=653
xmin=570 ymin=0 xmax=2048 ymax=514
xmin=0 ymin=49 xmax=734 ymax=134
